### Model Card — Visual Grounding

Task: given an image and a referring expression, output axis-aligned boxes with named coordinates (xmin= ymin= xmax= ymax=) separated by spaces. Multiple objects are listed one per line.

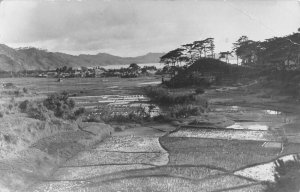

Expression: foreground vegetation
xmin=19 ymin=91 xmax=85 ymax=121
xmin=265 ymin=157 xmax=300 ymax=192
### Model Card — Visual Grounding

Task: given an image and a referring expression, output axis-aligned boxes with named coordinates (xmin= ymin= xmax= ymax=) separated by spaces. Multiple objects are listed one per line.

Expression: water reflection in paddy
xmin=263 ymin=110 xmax=282 ymax=115
xmin=72 ymin=94 xmax=161 ymax=117
xmin=227 ymin=122 xmax=269 ymax=131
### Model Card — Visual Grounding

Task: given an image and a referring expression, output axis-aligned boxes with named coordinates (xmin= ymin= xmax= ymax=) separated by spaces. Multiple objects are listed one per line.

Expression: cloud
xmin=0 ymin=0 xmax=300 ymax=56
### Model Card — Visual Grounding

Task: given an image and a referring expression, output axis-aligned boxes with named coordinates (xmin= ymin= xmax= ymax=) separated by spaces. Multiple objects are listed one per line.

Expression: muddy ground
xmin=1 ymin=76 xmax=300 ymax=192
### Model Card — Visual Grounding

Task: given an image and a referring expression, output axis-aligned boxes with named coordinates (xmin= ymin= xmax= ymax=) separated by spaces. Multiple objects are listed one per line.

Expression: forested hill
xmin=0 ymin=44 xmax=164 ymax=71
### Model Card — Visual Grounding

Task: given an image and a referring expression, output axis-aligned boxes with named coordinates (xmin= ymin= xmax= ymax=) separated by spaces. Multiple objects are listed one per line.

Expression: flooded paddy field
xmin=160 ymin=135 xmax=300 ymax=181
xmin=167 ymin=127 xmax=278 ymax=141
xmin=3 ymin=76 xmax=300 ymax=192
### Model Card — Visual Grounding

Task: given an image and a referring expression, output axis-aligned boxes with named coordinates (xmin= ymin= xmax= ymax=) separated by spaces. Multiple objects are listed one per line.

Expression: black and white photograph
xmin=0 ymin=0 xmax=300 ymax=191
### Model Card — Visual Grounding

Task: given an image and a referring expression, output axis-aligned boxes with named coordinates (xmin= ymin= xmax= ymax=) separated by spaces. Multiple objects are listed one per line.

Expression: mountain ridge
xmin=0 ymin=44 xmax=164 ymax=71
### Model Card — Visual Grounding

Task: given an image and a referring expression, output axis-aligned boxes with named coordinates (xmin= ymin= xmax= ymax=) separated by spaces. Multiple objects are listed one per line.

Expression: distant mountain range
xmin=0 ymin=44 xmax=165 ymax=71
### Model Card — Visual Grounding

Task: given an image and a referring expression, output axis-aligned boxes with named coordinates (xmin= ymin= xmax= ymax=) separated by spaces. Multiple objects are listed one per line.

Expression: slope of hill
xmin=0 ymin=44 xmax=164 ymax=71
xmin=78 ymin=52 xmax=163 ymax=66
xmin=0 ymin=44 xmax=27 ymax=71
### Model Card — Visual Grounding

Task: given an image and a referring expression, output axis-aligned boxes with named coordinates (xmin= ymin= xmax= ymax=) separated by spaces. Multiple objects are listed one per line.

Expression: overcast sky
xmin=0 ymin=0 xmax=300 ymax=56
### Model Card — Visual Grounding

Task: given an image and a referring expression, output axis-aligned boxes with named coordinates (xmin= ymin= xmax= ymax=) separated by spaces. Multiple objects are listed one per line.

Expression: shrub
xmin=0 ymin=112 xmax=3 ymax=118
xmin=169 ymin=104 xmax=204 ymax=118
xmin=144 ymin=86 xmax=209 ymax=109
xmin=144 ymin=86 xmax=201 ymax=105
xmin=84 ymin=114 xmax=103 ymax=123
xmin=23 ymin=87 xmax=28 ymax=93
xmin=3 ymin=134 xmax=17 ymax=144
xmin=195 ymin=87 xmax=205 ymax=94
xmin=3 ymin=83 xmax=16 ymax=89
xmin=152 ymin=114 xmax=171 ymax=122
xmin=8 ymin=104 xmax=13 ymax=110
xmin=14 ymin=90 xmax=21 ymax=97
xmin=74 ymin=107 xmax=86 ymax=117
xmin=19 ymin=100 xmax=48 ymax=121
xmin=265 ymin=157 xmax=300 ymax=192
xmin=43 ymin=92 xmax=76 ymax=119
xmin=27 ymin=103 xmax=48 ymax=121
xmin=19 ymin=92 xmax=80 ymax=120
xmin=19 ymin=100 xmax=30 ymax=112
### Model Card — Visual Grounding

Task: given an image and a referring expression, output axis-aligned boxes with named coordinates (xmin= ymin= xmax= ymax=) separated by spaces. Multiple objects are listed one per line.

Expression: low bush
xmin=169 ymin=104 xmax=204 ymax=118
xmin=195 ymin=87 xmax=205 ymax=94
xmin=27 ymin=103 xmax=48 ymax=121
xmin=74 ymin=107 xmax=86 ymax=117
xmin=144 ymin=86 xmax=208 ymax=106
xmin=19 ymin=92 xmax=82 ymax=120
xmin=0 ymin=112 xmax=3 ymax=118
xmin=14 ymin=90 xmax=22 ymax=97
xmin=8 ymin=104 xmax=13 ymax=110
xmin=19 ymin=100 xmax=30 ymax=112
xmin=3 ymin=134 xmax=17 ymax=144
xmin=265 ymin=157 xmax=300 ymax=192
xmin=19 ymin=100 xmax=49 ymax=121
xmin=84 ymin=114 xmax=103 ymax=123
xmin=23 ymin=87 xmax=28 ymax=93
xmin=43 ymin=91 xmax=76 ymax=119
xmin=3 ymin=83 xmax=16 ymax=89
xmin=152 ymin=114 xmax=171 ymax=122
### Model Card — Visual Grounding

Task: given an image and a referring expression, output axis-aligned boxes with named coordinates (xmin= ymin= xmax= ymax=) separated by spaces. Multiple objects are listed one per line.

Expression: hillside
xmin=0 ymin=44 xmax=164 ymax=71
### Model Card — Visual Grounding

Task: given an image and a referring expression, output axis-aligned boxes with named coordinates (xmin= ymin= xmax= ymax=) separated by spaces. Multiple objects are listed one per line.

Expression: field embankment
xmin=0 ymin=83 xmax=114 ymax=192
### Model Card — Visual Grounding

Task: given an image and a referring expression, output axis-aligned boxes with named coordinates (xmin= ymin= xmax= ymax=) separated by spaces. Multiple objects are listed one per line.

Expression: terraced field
xmin=2 ymin=77 xmax=300 ymax=191
xmin=27 ymin=101 xmax=300 ymax=192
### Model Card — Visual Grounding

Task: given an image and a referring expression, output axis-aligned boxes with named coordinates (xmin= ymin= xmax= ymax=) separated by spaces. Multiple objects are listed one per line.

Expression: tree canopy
xmin=160 ymin=38 xmax=215 ymax=67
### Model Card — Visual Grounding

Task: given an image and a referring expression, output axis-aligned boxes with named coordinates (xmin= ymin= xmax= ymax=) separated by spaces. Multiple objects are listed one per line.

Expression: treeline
xmin=159 ymin=28 xmax=300 ymax=96
xmin=233 ymin=32 xmax=300 ymax=73
xmin=160 ymin=37 xmax=215 ymax=67
xmin=160 ymin=28 xmax=300 ymax=73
